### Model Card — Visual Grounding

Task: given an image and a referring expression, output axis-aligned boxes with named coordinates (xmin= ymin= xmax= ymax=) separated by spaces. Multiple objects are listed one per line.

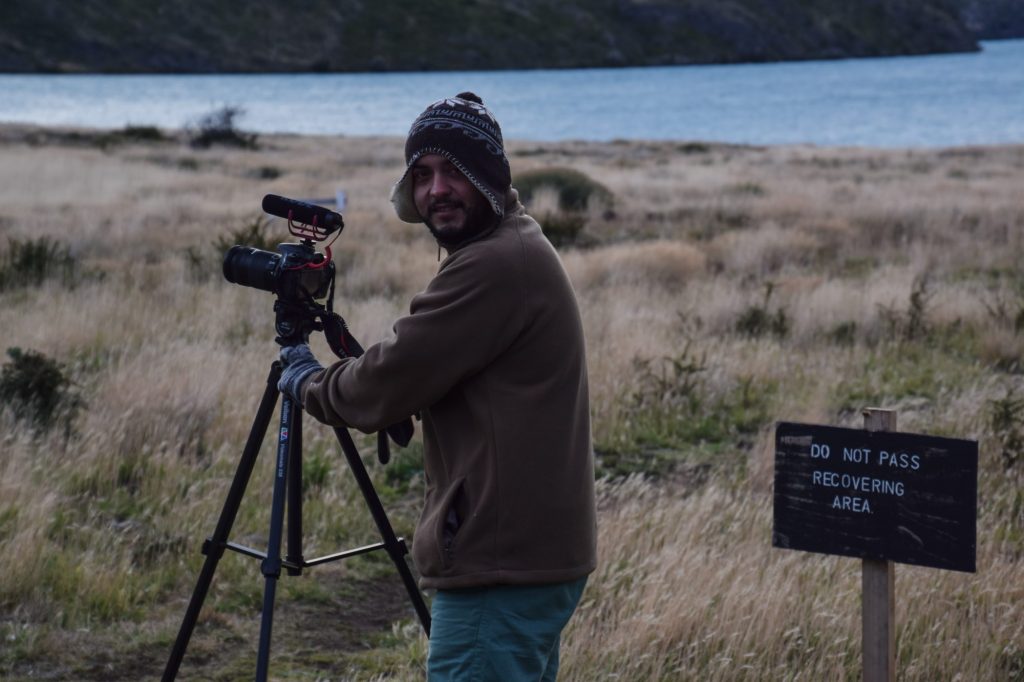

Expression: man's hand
xmin=278 ymin=343 xmax=324 ymax=406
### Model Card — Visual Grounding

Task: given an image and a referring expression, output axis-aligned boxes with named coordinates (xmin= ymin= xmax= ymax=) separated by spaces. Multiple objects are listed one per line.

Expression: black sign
xmin=773 ymin=422 xmax=977 ymax=572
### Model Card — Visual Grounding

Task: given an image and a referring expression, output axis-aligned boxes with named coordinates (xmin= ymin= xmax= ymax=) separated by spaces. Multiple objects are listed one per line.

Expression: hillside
xmin=0 ymin=0 xmax=979 ymax=73
xmin=961 ymin=0 xmax=1024 ymax=39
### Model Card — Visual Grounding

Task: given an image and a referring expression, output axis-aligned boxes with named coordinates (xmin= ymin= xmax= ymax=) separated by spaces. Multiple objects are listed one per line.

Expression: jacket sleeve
xmin=302 ymin=244 xmax=525 ymax=432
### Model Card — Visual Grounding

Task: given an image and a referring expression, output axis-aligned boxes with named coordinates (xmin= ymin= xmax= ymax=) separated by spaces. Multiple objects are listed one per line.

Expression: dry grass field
xmin=0 ymin=123 xmax=1022 ymax=680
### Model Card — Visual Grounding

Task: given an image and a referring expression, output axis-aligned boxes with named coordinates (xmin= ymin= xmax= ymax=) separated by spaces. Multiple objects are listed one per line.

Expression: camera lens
xmin=223 ymin=245 xmax=281 ymax=293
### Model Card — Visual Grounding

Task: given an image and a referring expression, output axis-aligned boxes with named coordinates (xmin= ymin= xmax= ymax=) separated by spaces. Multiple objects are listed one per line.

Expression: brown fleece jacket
xmin=302 ymin=192 xmax=597 ymax=589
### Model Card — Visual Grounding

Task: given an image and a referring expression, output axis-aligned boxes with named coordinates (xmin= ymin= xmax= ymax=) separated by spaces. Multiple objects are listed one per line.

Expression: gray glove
xmin=278 ymin=343 xmax=324 ymax=406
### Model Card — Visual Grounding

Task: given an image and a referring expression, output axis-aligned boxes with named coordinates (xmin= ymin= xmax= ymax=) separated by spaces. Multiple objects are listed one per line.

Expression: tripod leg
xmin=255 ymin=395 xmax=299 ymax=682
xmin=163 ymin=363 xmax=282 ymax=682
xmin=333 ymin=427 xmax=432 ymax=636
xmin=286 ymin=408 xmax=304 ymax=576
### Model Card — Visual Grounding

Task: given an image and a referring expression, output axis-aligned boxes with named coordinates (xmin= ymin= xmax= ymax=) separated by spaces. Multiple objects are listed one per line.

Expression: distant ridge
xmin=961 ymin=0 xmax=1024 ymax=39
xmin=0 ymin=0 xmax=988 ymax=74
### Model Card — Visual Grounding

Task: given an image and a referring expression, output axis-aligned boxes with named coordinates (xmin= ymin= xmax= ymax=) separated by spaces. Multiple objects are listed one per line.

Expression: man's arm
xmin=302 ymin=247 xmax=524 ymax=432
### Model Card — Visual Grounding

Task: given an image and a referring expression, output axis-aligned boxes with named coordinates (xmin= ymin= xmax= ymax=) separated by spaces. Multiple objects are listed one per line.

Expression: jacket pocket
xmin=434 ymin=477 xmax=466 ymax=570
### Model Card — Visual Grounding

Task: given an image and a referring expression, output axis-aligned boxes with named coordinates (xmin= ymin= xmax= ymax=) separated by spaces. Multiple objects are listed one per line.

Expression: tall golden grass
xmin=0 ymin=126 xmax=1021 ymax=680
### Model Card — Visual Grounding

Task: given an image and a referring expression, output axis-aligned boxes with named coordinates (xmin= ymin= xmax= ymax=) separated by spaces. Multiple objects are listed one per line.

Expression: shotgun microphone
xmin=262 ymin=194 xmax=344 ymax=233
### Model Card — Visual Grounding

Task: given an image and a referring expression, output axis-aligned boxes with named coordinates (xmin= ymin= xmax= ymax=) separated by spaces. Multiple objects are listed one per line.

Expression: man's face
xmin=411 ymin=154 xmax=490 ymax=241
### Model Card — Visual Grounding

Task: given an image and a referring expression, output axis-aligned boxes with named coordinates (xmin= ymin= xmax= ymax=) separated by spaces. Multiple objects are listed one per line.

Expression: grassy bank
xmin=0 ymin=124 xmax=1022 ymax=680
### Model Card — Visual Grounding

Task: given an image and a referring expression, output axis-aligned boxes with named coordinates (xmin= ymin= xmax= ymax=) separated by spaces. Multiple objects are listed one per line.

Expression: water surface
xmin=1 ymin=40 xmax=1022 ymax=147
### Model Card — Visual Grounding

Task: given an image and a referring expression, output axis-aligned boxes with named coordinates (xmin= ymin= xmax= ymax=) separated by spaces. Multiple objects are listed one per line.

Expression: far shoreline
xmin=1 ymin=38 xmax=1002 ymax=77
xmin=1 ymin=121 xmax=1022 ymax=154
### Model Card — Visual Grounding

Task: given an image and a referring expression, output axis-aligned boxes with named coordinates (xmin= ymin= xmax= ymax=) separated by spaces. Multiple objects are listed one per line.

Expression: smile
xmin=431 ymin=203 xmax=464 ymax=218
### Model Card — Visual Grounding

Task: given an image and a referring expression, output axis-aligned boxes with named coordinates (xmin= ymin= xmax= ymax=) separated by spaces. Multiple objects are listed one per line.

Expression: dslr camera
xmin=222 ymin=194 xmax=343 ymax=302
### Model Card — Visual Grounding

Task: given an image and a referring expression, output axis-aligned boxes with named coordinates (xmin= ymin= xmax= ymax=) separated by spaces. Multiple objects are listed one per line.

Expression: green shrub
xmin=515 ymin=167 xmax=612 ymax=212
xmin=384 ymin=442 xmax=426 ymax=496
xmin=25 ymin=125 xmax=168 ymax=150
xmin=186 ymin=105 xmax=258 ymax=150
xmin=303 ymin=452 xmax=331 ymax=493
xmin=828 ymin=321 xmax=858 ymax=346
xmin=537 ymin=212 xmax=586 ymax=249
xmin=182 ymin=245 xmax=208 ymax=283
xmin=979 ymin=273 xmax=1024 ymax=334
xmin=988 ymin=387 xmax=1024 ymax=471
xmin=249 ymin=165 xmax=283 ymax=180
xmin=0 ymin=347 xmax=83 ymax=430
xmin=213 ymin=214 xmax=279 ymax=253
xmin=118 ymin=125 xmax=167 ymax=143
xmin=878 ymin=276 xmax=932 ymax=341
xmin=677 ymin=142 xmax=711 ymax=154
xmin=735 ymin=283 xmax=789 ymax=339
xmin=515 ymin=167 xmax=611 ymax=248
xmin=598 ymin=340 xmax=775 ymax=476
xmin=188 ymin=214 xmax=281 ymax=282
xmin=0 ymin=237 xmax=77 ymax=290
xmin=736 ymin=306 xmax=789 ymax=339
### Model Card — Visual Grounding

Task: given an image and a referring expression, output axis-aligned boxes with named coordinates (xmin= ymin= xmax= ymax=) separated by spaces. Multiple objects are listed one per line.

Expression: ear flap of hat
xmin=390 ymin=166 xmax=421 ymax=224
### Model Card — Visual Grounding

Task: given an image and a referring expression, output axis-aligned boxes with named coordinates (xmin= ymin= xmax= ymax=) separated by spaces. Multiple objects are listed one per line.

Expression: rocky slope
xmin=0 ymin=0 xmax=981 ymax=73
xmin=960 ymin=0 xmax=1024 ymax=39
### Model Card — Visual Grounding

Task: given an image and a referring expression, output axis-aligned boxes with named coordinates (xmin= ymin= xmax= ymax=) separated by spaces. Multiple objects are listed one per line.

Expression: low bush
xmin=0 ymin=347 xmax=83 ymax=430
xmin=249 ymin=165 xmax=283 ymax=180
xmin=187 ymin=214 xmax=282 ymax=281
xmin=213 ymin=214 xmax=280 ymax=253
xmin=598 ymin=340 xmax=774 ymax=476
xmin=828 ymin=321 xmax=858 ymax=346
xmin=186 ymin=105 xmax=258 ymax=150
xmin=735 ymin=282 xmax=789 ymax=339
xmin=537 ymin=212 xmax=586 ymax=248
xmin=24 ymin=125 xmax=169 ymax=150
xmin=117 ymin=125 xmax=167 ymax=143
xmin=988 ymin=387 xmax=1024 ymax=471
xmin=677 ymin=141 xmax=711 ymax=154
xmin=0 ymin=237 xmax=77 ymax=290
xmin=515 ymin=167 xmax=612 ymax=212
xmin=515 ymin=167 xmax=612 ymax=248
xmin=877 ymin=275 xmax=932 ymax=342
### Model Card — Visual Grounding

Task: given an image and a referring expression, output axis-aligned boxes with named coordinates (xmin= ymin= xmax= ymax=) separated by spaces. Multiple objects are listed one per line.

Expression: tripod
xmin=162 ymin=355 xmax=430 ymax=680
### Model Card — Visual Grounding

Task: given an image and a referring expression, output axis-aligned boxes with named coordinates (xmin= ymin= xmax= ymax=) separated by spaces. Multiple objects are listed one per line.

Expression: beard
xmin=424 ymin=198 xmax=499 ymax=249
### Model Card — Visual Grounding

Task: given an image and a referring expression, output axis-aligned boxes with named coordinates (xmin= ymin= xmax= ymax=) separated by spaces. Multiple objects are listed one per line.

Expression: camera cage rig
xmin=163 ymin=195 xmax=426 ymax=682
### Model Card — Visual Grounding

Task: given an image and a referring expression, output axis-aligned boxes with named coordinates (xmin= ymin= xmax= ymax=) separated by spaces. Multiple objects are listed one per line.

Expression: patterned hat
xmin=391 ymin=92 xmax=512 ymax=224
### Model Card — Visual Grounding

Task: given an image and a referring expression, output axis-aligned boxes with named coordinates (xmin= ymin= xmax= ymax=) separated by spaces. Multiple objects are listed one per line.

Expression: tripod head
xmin=267 ymin=243 xmax=330 ymax=347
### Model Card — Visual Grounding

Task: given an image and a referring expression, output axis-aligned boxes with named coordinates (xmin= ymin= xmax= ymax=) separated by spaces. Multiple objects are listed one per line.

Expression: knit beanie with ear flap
xmin=390 ymin=92 xmax=512 ymax=224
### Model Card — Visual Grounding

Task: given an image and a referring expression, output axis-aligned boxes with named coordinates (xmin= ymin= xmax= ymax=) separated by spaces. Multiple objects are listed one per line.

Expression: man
xmin=278 ymin=92 xmax=596 ymax=681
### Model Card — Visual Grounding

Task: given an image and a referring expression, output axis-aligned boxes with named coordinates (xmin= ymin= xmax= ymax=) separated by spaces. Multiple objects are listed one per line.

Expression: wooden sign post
xmin=862 ymin=409 xmax=896 ymax=682
xmin=773 ymin=410 xmax=977 ymax=681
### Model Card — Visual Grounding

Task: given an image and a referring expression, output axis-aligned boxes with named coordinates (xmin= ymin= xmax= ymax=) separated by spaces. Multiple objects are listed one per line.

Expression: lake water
xmin=1 ymin=40 xmax=1022 ymax=147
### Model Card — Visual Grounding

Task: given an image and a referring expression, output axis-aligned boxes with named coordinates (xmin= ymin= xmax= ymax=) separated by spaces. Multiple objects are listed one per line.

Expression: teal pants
xmin=427 ymin=577 xmax=588 ymax=681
